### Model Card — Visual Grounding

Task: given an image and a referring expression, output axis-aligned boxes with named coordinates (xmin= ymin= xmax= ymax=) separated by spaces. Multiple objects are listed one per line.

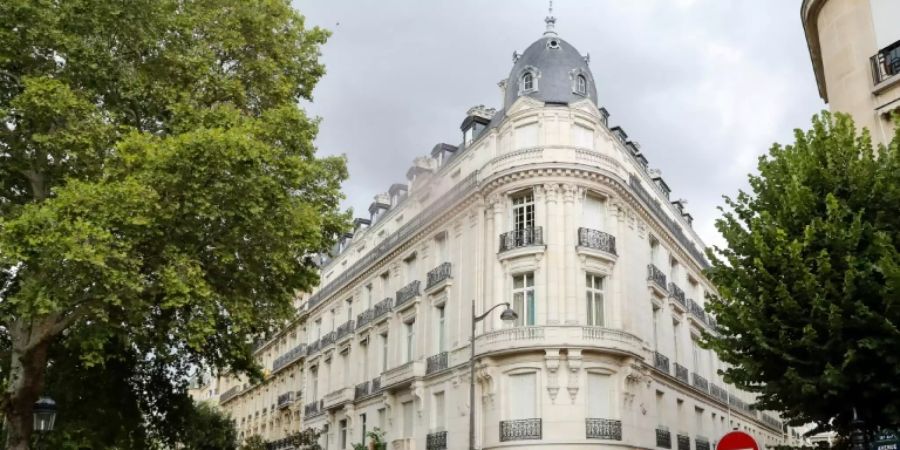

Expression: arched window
xmin=576 ymin=74 xmax=587 ymax=95
xmin=523 ymin=72 xmax=534 ymax=91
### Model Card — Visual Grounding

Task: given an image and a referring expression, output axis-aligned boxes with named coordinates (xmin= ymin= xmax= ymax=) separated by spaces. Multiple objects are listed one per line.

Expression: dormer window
xmin=576 ymin=75 xmax=587 ymax=95
xmin=523 ymin=72 xmax=534 ymax=91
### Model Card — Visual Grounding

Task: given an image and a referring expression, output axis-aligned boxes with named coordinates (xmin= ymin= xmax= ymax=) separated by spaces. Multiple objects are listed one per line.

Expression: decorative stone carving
xmin=562 ymin=184 xmax=578 ymax=203
xmin=413 ymin=380 xmax=425 ymax=416
xmin=567 ymin=349 xmax=583 ymax=403
xmin=545 ymin=349 xmax=561 ymax=402
xmin=543 ymin=183 xmax=561 ymax=203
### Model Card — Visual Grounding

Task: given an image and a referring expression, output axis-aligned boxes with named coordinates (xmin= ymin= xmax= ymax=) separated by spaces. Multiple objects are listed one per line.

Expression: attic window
xmin=523 ymin=72 xmax=534 ymax=91
xmin=547 ymin=39 xmax=560 ymax=49
xmin=576 ymin=75 xmax=587 ymax=95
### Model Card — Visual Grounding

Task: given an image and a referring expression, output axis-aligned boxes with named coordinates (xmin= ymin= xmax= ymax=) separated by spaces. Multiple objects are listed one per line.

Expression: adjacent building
xmin=211 ymin=13 xmax=788 ymax=450
xmin=802 ymin=0 xmax=900 ymax=144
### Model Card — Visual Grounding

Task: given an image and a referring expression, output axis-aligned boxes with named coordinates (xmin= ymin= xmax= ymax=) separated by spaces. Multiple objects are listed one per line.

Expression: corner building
xmin=216 ymin=17 xmax=787 ymax=450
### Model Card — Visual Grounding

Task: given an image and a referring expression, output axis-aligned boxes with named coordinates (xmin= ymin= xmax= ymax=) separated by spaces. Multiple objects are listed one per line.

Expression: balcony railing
xmin=871 ymin=40 xmax=900 ymax=85
xmin=688 ymin=299 xmax=707 ymax=323
xmin=307 ymin=338 xmax=321 ymax=355
xmin=697 ymin=437 xmax=711 ymax=450
xmin=219 ymin=385 xmax=240 ymax=403
xmin=336 ymin=320 xmax=355 ymax=341
xmin=395 ymin=280 xmax=421 ymax=308
xmin=356 ymin=308 xmax=375 ymax=330
xmin=426 ymin=351 xmax=449 ymax=374
xmin=677 ymin=434 xmax=690 ymax=450
xmin=272 ymin=343 xmax=307 ymax=372
xmin=648 ymin=264 xmax=667 ymax=291
xmin=426 ymin=430 xmax=448 ymax=450
xmin=426 ymin=262 xmax=452 ymax=289
xmin=674 ymin=363 xmax=689 ymax=383
xmin=303 ymin=400 xmax=323 ymax=418
xmin=656 ymin=427 xmax=672 ymax=448
xmin=692 ymin=372 xmax=709 ymax=392
xmin=277 ymin=391 xmax=294 ymax=409
xmin=578 ymin=228 xmax=617 ymax=254
xmin=373 ymin=297 xmax=393 ymax=319
xmin=585 ymin=418 xmax=622 ymax=440
xmin=669 ymin=283 xmax=686 ymax=306
xmin=354 ymin=381 xmax=370 ymax=400
xmin=499 ymin=226 xmax=543 ymax=252
xmin=371 ymin=376 xmax=382 ymax=393
xmin=320 ymin=331 xmax=336 ymax=347
xmin=710 ymin=383 xmax=729 ymax=404
xmin=654 ymin=351 xmax=670 ymax=374
xmin=500 ymin=418 xmax=542 ymax=441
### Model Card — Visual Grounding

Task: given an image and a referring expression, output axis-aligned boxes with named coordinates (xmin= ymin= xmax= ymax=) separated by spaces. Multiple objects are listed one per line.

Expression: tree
xmin=705 ymin=112 xmax=900 ymax=435
xmin=0 ymin=1 xmax=348 ymax=448
xmin=179 ymin=402 xmax=238 ymax=450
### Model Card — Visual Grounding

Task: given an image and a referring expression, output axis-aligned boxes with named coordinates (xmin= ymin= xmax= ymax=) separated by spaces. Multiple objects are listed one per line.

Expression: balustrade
xmin=648 ymin=264 xmax=668 ymax=291
xmin=426 ymin=262 xmax=452 ymax=289
xmin=336 ymin=320 xmax=355 ymax=341
xmin=578 ymin=228 xmax=617 ymax=254
xmin=499 ymin=226 xmax=543 ymax=252
xmin=272 ymin=344 xmax=307 ymax=372
xmin=373 ymin=297 xmax=393 ymax=319
xmin=395 ymin=280 xmax=421 ymax=307
xmin=277 ymin=391 xmax=294 ymax=409
xmin=692 ymin=372 xmax=709 ymax=392
xmin=656 ymin=428 xmax=672 ymax=448
xmin=426 ymin=431 xmax=448 ymax=450
xmin=697 ymin=437 xmax=711 ymax=450
xmin=654 ymin=351 xmax=670 ymax=374
xmin=356 ymin=308 xmax=375 ymax=329
xmin=677 ymin=434 xmax=690 ymax=450
xmin=585 ymin=418 xmax=622 ymax=440
xmin=669 ymin=283 xmax=686 ymax=306
xmin=500 ymin=418 xmax=542 ymax=441
xmin=354 ymin=381 xmax=370 ymax=400
xmin=426 ymin=351 xmax=449 ymax=374
xmin=675 ymin=363 xmax=689 ymax=383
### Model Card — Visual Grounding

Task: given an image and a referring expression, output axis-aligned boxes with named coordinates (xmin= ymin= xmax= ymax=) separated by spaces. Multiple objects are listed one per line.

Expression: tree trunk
xmin=3 ymin=320 xmax=52 ymax=450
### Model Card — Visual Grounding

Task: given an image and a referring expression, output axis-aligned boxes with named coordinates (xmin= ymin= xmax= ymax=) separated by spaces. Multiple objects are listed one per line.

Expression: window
xmin=405 ymin=319 xmax=416 ymax=362
xmin=573 ymin=124 xmax=593 ymax=149
xmin=508 ymin=372 xmax=537 ymax=419
xmin=360 ymin=413 xmax=367 ymax=444
xmin=582 ymin=194 xmax=604 ymax=229
xmin=672 ymin=319 xmax=681 ymax=363
xmin=433 ymin=391 xmax=446 ymax=430
xmin=361 ymin=340 xmax=369 ymax=380
xmin=380 ymin=332 xmax=389 ymax=372
xmin=692 ymin=338 xmax=701 ymax=373
xmin=365 ymin=284 xmax=373 ymax=309
xmin=380 ymin=272 xmax=390 ymax=299
xmin=402 ymin=401 xmax=414 ymax=437
xmin=523 ymin=72 xmax=534 ymax=91
xmin=586 ymin=274 xmax=604 ymax=326
xmin=652 ymin=305 xmax=660 ymax=350
xmin=378 ymin=408 xmax=386 ymax=430
xmin=512 ymin=273 xmax=536 ymax=326
xmin=587 ymin=372 xmax=612 ymax=418
xmin=339 ymin=419 xmax=348 ymax=449
xmin=512 ymin=191 xmax=535 ymax=231
xmin=310 ymin=366 xmax=318 ymax=400
xmin=656 ymin=391 xmax=666 ymax=426
xmin=436 ymin=306 xmax=446 ymax=352
xmin=404 ymin=254 xmax=417 ymax=283
xmin=345 ymin=298 xmax=353 ymax=323
xmin=435 ymin=232 xmax=448 ymax=262
xmin=576 ymin=74 xmax=587 ymax=95
xmin=315 ymin=319 xmax=322 ymax=340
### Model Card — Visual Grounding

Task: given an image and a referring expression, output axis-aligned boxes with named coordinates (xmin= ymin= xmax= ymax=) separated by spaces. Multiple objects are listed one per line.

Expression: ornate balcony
xmin=336 ymin=320 xmax=355 ymax=341
xmin=577 ymin=228 xmax=617 ymax=255
xmin=303 ymin=400 xmax=323 ymax=418
xmin=674 ymin=363 xmax=689 ymax=383
xmin=688 ymin=299 xmax=707 ymax=324
xmin=382 ymin=360 xmax=425 ymax=388
xmin=373 ymin=297 xmax=393 ymax=320
xmin=426 ymin=351 xmax=449 ymax=374
xmin=500 ymin=418 xmax=542 ymax=442
xmin=499 ymin=226 xmax=543 ymax=252
xmin=677 ymin=434 xmax=690 ymax=450
xmin=272 ymin=343 xmax=307 ymax=372
xmin=692 ymin=372 xmax=709 ymax=393
xmin=371 ymin=376 xmax=382 ymax=393
xmin=654 ymin=351 xmax=670 ymax=374
xmin=323 ymin=387 xmax=352 ymax=410
xmin=219 ymin=385 xmax=240 ymax=403
xmin=697 ymin=437 xmax=711 ymax=450
xmin=277 ymin=391 xmax=294 ymax=409
xmin=306 ymin=338 xmax=321 ymax=355
xmin=426 ymin=262 xmax=452 ymax=290
xmin=648 ymin=264 xmax=667 ymax=292
xmin=395 ymin=280 xmax=421 ymax=308
xmin=476 ymin=326 xmax=642 ymax=358
xmin=356 ymin=308 xmax=375 ymax=330
xmin=426 ymin=430 xmax=448 ymax=450
xmin=656 ymin=427 xmax=672 ymax=448
xmin=669 ymin=283 xmax=686 ymax=307
xmin=709 ymin=383 xmax=729 ymax=404
xmin=585 ymin=418 xmax=622 ymax=440
xmin=354 ymin=381 xmax=371 ymax=400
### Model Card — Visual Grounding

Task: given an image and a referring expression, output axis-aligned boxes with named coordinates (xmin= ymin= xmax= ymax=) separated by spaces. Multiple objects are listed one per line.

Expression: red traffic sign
xmin=717 ymin=431 xmax=760 ymax=450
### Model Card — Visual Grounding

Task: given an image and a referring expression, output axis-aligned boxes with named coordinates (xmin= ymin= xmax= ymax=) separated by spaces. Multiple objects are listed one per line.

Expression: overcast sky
xmin=292 ymin=0 xmax=824 ymax=250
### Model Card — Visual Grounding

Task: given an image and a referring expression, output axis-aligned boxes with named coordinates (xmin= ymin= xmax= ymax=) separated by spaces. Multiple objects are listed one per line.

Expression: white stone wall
xmin=215 ymin=98 xmax=788 ymax=449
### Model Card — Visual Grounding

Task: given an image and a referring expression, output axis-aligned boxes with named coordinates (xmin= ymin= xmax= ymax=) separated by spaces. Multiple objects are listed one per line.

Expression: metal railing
xmin=272 ymin=343 xmax=307 ymax=372
xmin=356 ymin=308 xmax=375 ymax=329
xmin=710 ymin=383 xmax=729 ymax=404
xmin=585 ymin=418 xmax=622 ymax=440
xmin=499 ymin=226 xmax=543 ymax=252
xmin=277 ymin=391 xmax=294 ymax=409
xmin=697 ymin=437 xmax=711 ymax=450
xmin=677 ymin=434 xmax=690 ymax=450
xmin=395 ymin=280 xmax=421 ymax=307
xmin=303 ymin=400 xmax=323 ymax=418
xmin=688 ymin=299 xmax=707 ymax=323
xmin=320 ymin=331 xmax=336 ymax=347
xmin=371 ymin=376 xmax=382 ymax=393
xmin=648 ymin=264 xmax=667 ymax=291
xmin=871 ymin=40 xmax=900 ymax=85
xmin=692 ymin=372 xmax=709 ymax=392
xmin=675 ymin=363 xmax=689 ymax=383
xmin=654 ymin=351 xmax=670 ymax=374
xmin=354 ymin=381 xmax=370 ymax=399
xmin=426 ymin=430 xmax=448 ymax=450
xmin=578 ymin=228 xmax=617 ymax=254
xmin=373 ymin=297 xmax=393 ymax=319
xmin=219 ymin=386 xmax=240 ymax=403
xmin=500 ymin=418 xmax=542 ymax=441
xmin=426 ymin=351 xmax=449 ymax=374
xmin=669 ymin=283 xmax=686 ymax=306
xmin=426 ymin=262 xmax=452 ymax=289
xmin=656 ymin=427 xmax=672 ymax=448
xmin=306 ymin=338 xmax=321 ymax=355
xmin=336 ymin=320 xmax=355 ymax=341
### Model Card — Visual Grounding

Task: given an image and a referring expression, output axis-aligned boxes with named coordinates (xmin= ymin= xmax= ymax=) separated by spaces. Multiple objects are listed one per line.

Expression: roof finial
xmin=544 ymin=0 xmax=558 ymax=36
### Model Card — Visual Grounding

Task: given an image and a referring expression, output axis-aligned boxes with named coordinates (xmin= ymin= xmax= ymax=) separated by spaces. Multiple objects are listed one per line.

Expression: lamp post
xmin=469 ymin=299 xmax=518 ymax=450
xmin=33 ymin=396 xmax=57 ymax=449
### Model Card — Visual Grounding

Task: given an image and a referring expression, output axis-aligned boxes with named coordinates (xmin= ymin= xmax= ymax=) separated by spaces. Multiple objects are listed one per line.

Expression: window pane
xmin=526 ymin=290 xmax=535 ymax=326
xmin=509 ymin=373 xmax=537 ymax=419
xmin=513 ymin=292 xmax=524 ymax=326
xmin=588 ymin=373 xmax=611 ymax=418
xmin=513 ymin=275 xmax=524 ymax=289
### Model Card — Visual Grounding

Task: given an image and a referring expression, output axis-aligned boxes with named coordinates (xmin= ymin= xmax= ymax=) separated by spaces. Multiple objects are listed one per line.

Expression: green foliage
xmin=0 ymin=0 xmax=348 ymax=446
xmin=705 ymin=112 xmax=900 ymax=434
xmin=238 ymin=435 xmax=266 ymax=450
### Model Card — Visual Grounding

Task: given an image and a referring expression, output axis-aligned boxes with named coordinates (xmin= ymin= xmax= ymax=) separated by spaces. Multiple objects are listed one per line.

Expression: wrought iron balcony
xmin=373 ymin=297 xmax=393 ymax=319
xmin=578 ymin=228 xmax=617 ymax=254
xmin=354 ymin=381 xmax=370 ymax=399
xmin=648 ymin=264 xmax=667 ymax=291
xmin=688 ymin=299 xmax=707 ymax=323
xmin=499 ymin=226 xmax=543 ymax=252
xmin=306 ymin=338 xmax=321 ymax=355
xmin=303 ymin=400 xmax=323 ymax=418
xmin=426 ymin=262 xmax=452 ymax=289
xmin=585 ymin=418 xmax=622 ymax=440
xmin=500 ymin=418 xmax=542 ymax=441
xmin=356 ymin=308 xmax=375 ymax=330
xmin=654 ymin=351 xmax=670 ymax=374
xmin=371 ymin=376 xmax=382 ymax=393
xmin=219 ymin=385 xmax=240 ymax=403
xmin=677 ymin=434 xmax=690 ymax=450
xmin=426 ymin=430 xmax=448 ymax=450
xmin=871 ymin=39 xmax=900 ymax=85
xmin=762 ymin=413 xmax=783 ymax=431
xmin=320 ymin=331 xmax=336 ymax=347
xmin=674 ymin=363 xmax=689 ymax=383
xmin=277 ymin=391 xmax=294 ymax=409
xmin=336 ymin=320 xmax=355 ymax=341
xmin=697 ymin=437 xmax=711 ymax=450
xmin=669 ymin=283 xmax=686 ymax=306
xmin=272 ymin=343 xmax=307 ymax=372
xmin=692 ymin=372 xmax=709 ymax=392
xmin=709 ymin=383 xmax=729 ymax=404
xmin=395 ymin=280 xmax=421 ymax=308
xmin=656 ymin=427 xmax=672 ymax=448
xmin=426 ymin=351 xmax=449 ymax=374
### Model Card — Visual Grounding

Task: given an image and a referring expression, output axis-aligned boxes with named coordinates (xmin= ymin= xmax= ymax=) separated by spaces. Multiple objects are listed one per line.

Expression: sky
xmin=291 ymin=0 xmax=825 ymax=250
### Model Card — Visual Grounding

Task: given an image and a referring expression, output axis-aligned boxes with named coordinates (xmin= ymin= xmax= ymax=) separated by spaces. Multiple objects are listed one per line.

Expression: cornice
xmin=801 ymin=0 xmax=828 ymax=101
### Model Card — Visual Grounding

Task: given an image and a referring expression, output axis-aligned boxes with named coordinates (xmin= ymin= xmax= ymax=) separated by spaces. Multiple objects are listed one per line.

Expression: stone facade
xmin=211 ymin=21 xmax=790 ymax=450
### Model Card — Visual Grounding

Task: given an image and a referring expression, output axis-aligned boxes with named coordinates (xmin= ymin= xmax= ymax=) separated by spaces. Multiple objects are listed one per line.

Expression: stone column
xmin=491 ymin=194 xmax=505 ymax=331
xmin=562 ymin=184 xmax=578 ymax=324
xmin=544 ymin=184 xmax=562 ymax=325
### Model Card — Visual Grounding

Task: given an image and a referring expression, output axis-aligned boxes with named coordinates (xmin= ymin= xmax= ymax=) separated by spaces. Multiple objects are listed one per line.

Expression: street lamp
xmin=32 ymin=397 xmax=57 ymax=432
xmin=469 ymin=300 xmax=518 ymax=450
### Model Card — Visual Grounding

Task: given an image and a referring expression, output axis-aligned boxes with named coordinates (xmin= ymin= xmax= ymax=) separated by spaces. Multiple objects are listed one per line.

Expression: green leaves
xmin=705 ymin=112 xmax=900 ymax=434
